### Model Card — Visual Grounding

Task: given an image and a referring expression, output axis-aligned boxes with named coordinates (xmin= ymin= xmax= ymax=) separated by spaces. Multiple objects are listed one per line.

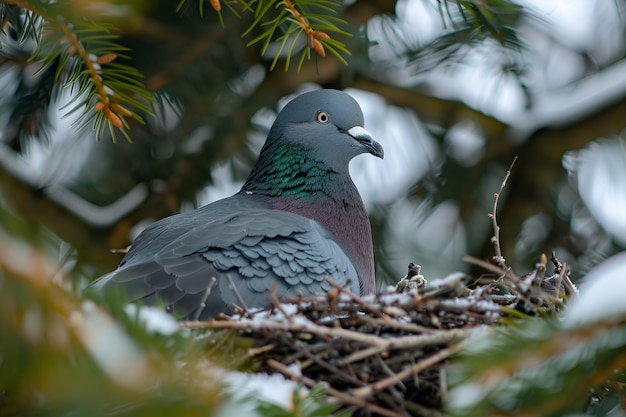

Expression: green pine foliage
xmin=0 ymin=0 xmax=530 ymax=144
xmin=178 ymin=0 xmax=353 ymax=70
xmin=1 ymin=0 xmax=154 ymax=143
xmin=0 ymin=226 xmax=220 ymax=416
xmin=1 ymin=0 xmax=356 ymax=143
xmin=377 ymin=0 xmax=529 ymax=96
xmin=446 ymin=316 xmax=626 ymax=416
xmin=1 ymin=223 xmax=344 ymax=417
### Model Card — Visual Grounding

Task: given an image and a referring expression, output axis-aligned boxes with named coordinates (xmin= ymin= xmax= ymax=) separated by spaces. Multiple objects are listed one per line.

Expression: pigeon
xmin=93 ymin=89 xmax=384 ymax=320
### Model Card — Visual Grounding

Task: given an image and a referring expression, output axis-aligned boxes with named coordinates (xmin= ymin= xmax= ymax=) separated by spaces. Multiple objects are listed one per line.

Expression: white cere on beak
xmin=347 ymin=126 xmax=373 ymax=140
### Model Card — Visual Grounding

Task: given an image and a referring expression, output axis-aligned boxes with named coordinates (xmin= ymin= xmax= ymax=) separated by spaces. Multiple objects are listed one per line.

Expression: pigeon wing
xmin=95 ymin=198 xmax=359 ymax=319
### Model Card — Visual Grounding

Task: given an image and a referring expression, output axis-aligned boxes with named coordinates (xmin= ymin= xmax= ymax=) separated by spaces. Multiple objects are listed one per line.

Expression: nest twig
xmin=182 ymin=254 xmax=575 ymax=416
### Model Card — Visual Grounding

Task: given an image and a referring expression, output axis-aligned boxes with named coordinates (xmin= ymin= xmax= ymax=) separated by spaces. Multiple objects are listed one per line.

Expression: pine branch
xmin=179 ymin=0 xmax=352 ymax=70
xmin=2 ymin=0 xmax=154 ymax=142
xmin=374 ymin=0 xmax=528 ymax=80
xmin=447 ymin=317 xmax=626 ymax=416
xmin=0 ymin=226 xmax=227 ymax=416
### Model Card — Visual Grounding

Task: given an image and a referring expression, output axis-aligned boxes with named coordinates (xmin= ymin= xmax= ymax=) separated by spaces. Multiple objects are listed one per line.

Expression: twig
xmin=267 ymin=359 xmax=407 ymax=417
xmin=358 ymin=315 xmax=438 ymax=334
xmin=439 ymin=365 xmax=448 ymax=405
xmin=247 ymin=344 xmax=275 ymax=357
xmin=281 ymin=0 xmax=330 ymax=57
xmin=324 ymin=276 xmax=385 ymax=317
xmin=352 ymin=346 xmax=460 ymax=398
xmin=184 ymin=317 xmax=390 ymax=347
xmin=192 ymin=276 xmax=216 ymax=321
xmin=550 ymin=251 xmax=564 ymax=274
xmin=529 ymin=258 xmax=547 ymax=287
xmin=185 ymin=318 xmax=469 ymax=354
xmin=225 ymin=273 xmax=250 ymax=317
xmin=462 ymin=255 xmax=518 ymax=283
xmin=376 ymin=354 xmax=406 ymax=393
xmin=544 ymin=253 xmax=576 ymax=300
xmin=558 ymin=263 xmax=578 ymax=300
xmin=300 ymin=347 xmax=367 ymax=386
xmin=489 ymin=156 xmax=517 ymax=268
xmin=268 ymin=284 xmax=294 ymax=323
xmin=340 ymin=345 xmax=388 ymax=365
xmin=342 ymin=329 xmax=468 ymax=365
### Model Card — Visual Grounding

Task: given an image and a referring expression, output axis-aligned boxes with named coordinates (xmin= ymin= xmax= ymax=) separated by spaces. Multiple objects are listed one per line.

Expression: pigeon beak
xmin=347 ymin=126 xmax=384 ymax=159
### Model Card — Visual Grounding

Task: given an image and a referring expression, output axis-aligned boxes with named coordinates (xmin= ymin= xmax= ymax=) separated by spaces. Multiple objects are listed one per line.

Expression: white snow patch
xmin=276 ymin=303 xmax=300 ymax=316
xmin=440 ymin=298 xmax=501 ymax=313
xmin=124 ymin=304 xmax=179 ymax=335
xmin=72 ymin=301 xmax=151 ymax=389
xmin=447 ymin=381 xmax=488 ymax=411
xmin=424 ymin=272 xmax=467 ymax=291
xmin=217 ymin=368 xmax=304 ymax=417
xmin=360 ymin=293 xmax=377 ymax=303
xmin=563 ymin=137 xmax=626 ymax=246
xmin=378 ymin=292 xmax=413 ymax=305
xmin=292 ymin=315 xmax=312 ymax=326
xmin=564 ymin=251 xmax=626 ymax=327
xmin=444 ymin=121 xmax=486 ymax=167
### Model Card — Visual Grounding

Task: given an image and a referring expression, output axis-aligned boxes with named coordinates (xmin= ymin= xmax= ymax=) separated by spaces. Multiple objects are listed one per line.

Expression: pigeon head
xmin=268 ymin=89 xmax=383 ymax=168
xmin=243 ymin=89 xmax=384 ymax=197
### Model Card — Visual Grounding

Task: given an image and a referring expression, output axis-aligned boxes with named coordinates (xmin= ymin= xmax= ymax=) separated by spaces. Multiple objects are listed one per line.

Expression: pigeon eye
xmin=316 ymin=110 xmax=330 ymax=124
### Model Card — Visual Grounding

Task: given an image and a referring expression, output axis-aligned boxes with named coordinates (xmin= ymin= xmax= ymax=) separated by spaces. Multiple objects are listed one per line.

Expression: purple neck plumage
xmin=271 ymin=186 xmax=375 ymax=296
xmin=240 ymin=141 xmax=375 ymax=295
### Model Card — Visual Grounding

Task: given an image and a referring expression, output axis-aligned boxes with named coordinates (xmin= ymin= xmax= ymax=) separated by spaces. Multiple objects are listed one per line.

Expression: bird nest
xmin=182 ymin=253 xmax=576 ymax=417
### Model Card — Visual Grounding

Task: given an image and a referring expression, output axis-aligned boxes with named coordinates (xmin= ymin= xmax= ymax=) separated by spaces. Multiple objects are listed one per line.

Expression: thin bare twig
xmin=462 ymin=255 xmax=518 ymax=283
xmin=340 ymin=345 xmax=388 ymax=365
xmin=550 ymin=251 xmax=564 ymax=274
xmin=352 ymin=346 xmax=460 ymax=398
xmin=184 ymin=317 xmax=389 ymax=347
xmin=192 ymin=276 xmax=216 ymax=321
xmin=324 ymin=276 xmax=386 ymax=317
xmin=268 ymin=284 xmax=295 ymax=323
xmin=186 ymin=318 xmax=469 ymax=354
xmin=558 ymin=263 xmax=578 ymax=300
xmin=358 ymin=315 xmax=438 ymax=334
xmin=225 ymin=273 xmax=250 ymax=317
xmin=267 ymin=359 xmax=408 ymax=417
xmin=489 ymin=156 xmax=518 ymax=268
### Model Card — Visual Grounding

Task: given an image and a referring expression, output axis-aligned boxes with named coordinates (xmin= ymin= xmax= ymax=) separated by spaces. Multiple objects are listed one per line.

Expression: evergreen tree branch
xmin=448 ymin=317 xmax=626 ymax=416
xmin=3 ymin=0 xmax=154 ymax=142
xmin=180 ymin=0 xmax=352 ymax=70
xmin=282 ymin=0 xmax=331 ymax=57
xmin=373 ymin=0 xmax=528 ymax=82
xmin=0 ymin=227 xmax=226 ymax=416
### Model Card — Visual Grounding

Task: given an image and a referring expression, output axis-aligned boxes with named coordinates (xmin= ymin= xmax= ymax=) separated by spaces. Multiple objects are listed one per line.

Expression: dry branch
xmin=489 ymin=157 xmax=518 ymax=268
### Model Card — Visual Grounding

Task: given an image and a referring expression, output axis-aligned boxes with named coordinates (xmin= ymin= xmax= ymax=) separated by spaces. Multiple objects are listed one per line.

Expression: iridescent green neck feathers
xmin=241 ymin=141 xmax=344 ymax=199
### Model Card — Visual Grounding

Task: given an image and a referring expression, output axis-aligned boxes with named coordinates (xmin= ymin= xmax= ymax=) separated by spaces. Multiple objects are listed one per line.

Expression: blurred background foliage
xmin=2 ymin=0 xmax=626 ymax=416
